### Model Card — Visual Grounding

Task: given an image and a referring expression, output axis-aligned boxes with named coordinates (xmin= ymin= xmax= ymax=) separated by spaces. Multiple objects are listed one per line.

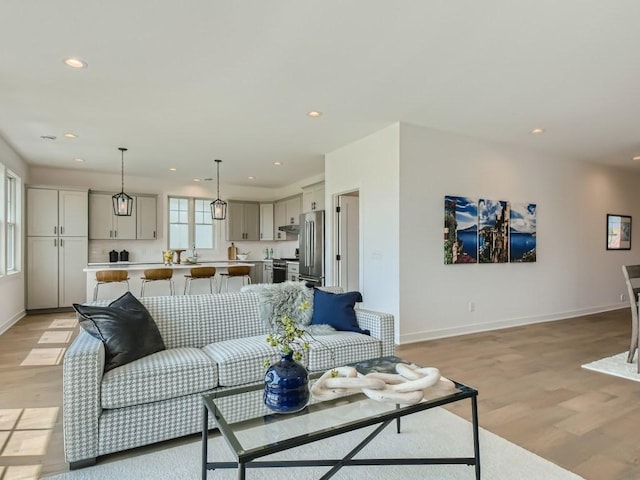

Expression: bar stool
xmin=218 ymin=265 xmax=252 ymax=292
xmin=183 ymin=267 xmax=217 ymax=294
xmin=140 ymin=268 xmax=174 ymax=296
xmin=93 ymin=270 xmax=129 ymax=301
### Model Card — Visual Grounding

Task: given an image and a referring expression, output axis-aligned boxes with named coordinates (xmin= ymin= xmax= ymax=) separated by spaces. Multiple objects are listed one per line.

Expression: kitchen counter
xmin=84 ymin=261 xmax=256 ymax=300
xmin=84 ymin=261 xmax=254 ymax=272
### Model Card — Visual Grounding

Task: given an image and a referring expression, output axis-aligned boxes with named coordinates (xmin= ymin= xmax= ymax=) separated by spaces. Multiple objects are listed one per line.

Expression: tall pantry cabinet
xmin=26 ymin=186 xmax=89 ymax=310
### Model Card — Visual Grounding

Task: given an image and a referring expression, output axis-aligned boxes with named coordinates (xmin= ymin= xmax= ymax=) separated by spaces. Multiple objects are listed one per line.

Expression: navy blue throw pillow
xmin=73 ymin=292 xmax=166 ymax=372
xmin=311 ymin=289 xmax=370 ymax=335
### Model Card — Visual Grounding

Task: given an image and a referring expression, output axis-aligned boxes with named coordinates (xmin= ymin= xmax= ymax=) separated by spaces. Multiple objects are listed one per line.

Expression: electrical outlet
xmin=621 ymin=293 xmax=627 ymax=302
xmin=468 ymin=302 xmax=475 ymax=312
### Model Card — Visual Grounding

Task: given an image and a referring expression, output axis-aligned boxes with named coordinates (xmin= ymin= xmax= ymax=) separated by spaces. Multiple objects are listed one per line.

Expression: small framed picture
xmin=606 ymin=214 xmax=632 ymax=250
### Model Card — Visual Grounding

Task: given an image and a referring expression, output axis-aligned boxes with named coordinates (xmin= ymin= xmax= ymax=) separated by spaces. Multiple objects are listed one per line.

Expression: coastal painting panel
xmin=510 ymin=203 xmax=537 ymax=262
xmin=444 ymin=196 xmax=478 ymax=264
xmin=478 ymin=199 xmax=510 ymax=263
xmin=606 ymin=214 xmax=631 ymax=250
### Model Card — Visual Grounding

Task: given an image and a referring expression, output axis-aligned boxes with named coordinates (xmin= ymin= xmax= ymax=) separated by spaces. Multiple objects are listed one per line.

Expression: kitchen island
xmin=83 ymin=261 xmax=256 ymax=301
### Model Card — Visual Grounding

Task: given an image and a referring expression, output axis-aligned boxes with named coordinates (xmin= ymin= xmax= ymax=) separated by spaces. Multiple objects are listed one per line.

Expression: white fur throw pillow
xmin=242 ymin=281 xmax=314 ymax=329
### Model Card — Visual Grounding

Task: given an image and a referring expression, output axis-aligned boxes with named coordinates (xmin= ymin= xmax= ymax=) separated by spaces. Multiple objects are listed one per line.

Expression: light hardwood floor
xmin=0 ymin=308 xmax=637 ymax=479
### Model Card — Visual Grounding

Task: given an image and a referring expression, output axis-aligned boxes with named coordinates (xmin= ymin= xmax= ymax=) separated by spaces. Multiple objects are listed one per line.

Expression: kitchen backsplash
xmin=88 ymin=239 xmax=299 ymax=263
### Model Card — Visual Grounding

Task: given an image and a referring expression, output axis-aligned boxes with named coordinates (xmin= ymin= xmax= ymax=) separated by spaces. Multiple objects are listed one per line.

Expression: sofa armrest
xmin=63 ymin=331 xmax=105 ymax=464
xmin=355 ymin=309 xmax=395 ymax=357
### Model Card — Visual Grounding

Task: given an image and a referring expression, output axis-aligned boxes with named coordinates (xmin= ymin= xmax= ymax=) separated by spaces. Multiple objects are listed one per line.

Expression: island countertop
xmin=84 ymin=261 xmax=255 ymax=273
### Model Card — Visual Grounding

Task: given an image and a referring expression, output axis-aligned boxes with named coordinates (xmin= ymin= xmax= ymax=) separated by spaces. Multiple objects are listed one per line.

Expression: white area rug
xmin=44 ymin=408 xmax=583 ymax=480
xmin=582 ymin=351 xmax=640 ymax=382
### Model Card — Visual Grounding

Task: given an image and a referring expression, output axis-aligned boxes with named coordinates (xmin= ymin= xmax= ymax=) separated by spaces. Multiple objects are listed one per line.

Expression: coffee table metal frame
xmin=202 ymin=356 xmax=480 ymax=480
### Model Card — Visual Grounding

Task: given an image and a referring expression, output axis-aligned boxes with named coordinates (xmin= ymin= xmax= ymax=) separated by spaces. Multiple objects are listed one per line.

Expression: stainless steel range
xmin=272 ymin=258 xmax=298 ymax=283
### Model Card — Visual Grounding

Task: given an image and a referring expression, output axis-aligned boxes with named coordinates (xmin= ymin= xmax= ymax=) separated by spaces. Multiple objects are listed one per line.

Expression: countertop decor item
xmin=236 ymin=252 xmax=249 ymax=261
xmin=112 ymin=147 xmax=133 ymax=216
xmin=162 ymin=250 xmax=174 ymax=265
xmin=173 ymin=249 xmax=186 ymax=264
xmin=227 ymin=242 xmax=237 ymax=260
xmin=210 ymin=159 xmax=227 ymax=220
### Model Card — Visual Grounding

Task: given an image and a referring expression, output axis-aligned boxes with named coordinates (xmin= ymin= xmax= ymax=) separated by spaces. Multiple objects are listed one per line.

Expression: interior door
xmin=337 ymin=192 xmax=360 ymax=292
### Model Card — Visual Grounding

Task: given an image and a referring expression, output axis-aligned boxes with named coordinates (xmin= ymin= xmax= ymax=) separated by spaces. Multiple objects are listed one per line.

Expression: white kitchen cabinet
xmin=285 ymin=195 xmax=302 ymax=226
xmin=274 ymin=195 xmax=302 ymax=241
xmin=226 ymin=201 xmax=260 ymax=241
xmin=302 ymin=181 xmax=325 ymax=213
xmin=27 ymin=236 xmax=89 ymax=309
xmin=263 ymin=261 xmax=273 ymax=283
xmin=26 ymin=186 xmax=88 ymax=310
xmin=274 ymin=201 xmax=287 ymax=240
xmin=260 ymin=203 xmax=274 ymax=241
xmin=136 ymin=195 xmax=157 ymax=240
xmin=89 ymin=192 xmax=137 ymax=240
xmin=58 ymin=236 xmax=89 ymax=307
xmin=28 ymin=188 xmax=87 ymax=237
xmin=288 ymin=262 xmax=299 ymax=282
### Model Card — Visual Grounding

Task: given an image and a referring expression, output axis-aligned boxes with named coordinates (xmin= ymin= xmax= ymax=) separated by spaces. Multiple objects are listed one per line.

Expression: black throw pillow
xmin=73 ymin=292 xmax=166 ymax=372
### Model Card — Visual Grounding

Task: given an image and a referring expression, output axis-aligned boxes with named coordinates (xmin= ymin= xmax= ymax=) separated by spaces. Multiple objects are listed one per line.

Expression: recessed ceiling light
xmin=73 ymin=158 xmax=84 ymax=163
xmin=307 ymin=111 xmax=322 ymax=118
xmin=193 ymin=178 xmax=201 ymax=182
xmin=63 ymin=57 xmax=88 ymax=69
xmin=633 ymin=156 xmax=640 ymax=161
xmin=63 ymin=132 xmax=78 ymax=139
xmin=248 ymin=176 xmax=255 ymax=180
xmin=274 ymin=161 xmax=282 ymax=166
xmin=530 ymin=128 xmax=545 ymax=135
xmin=169 ymin=167 xmax=177 ymax=171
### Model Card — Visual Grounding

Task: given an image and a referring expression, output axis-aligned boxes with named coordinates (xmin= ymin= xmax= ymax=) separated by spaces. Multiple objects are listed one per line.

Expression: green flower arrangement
xmin=263 ymin=300 xmax=312 ymax=366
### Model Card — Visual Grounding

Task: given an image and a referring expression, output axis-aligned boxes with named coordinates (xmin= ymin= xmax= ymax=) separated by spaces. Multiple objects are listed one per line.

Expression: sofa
xmin=63 ymin=289 xmax=395 ymax=468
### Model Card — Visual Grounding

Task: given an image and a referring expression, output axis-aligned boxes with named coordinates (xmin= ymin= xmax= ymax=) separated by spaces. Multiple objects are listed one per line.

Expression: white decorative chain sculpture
xmin=311 ymin=363 xmax=456 ymax=405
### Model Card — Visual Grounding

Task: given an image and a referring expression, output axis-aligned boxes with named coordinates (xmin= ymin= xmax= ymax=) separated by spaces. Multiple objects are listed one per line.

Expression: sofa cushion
xmin=311 ymin=289 xmax=370 ymax=335
xmin=202 ymin=336 xmax=280 ymax=387
xmin=307 ymin=332 xmax=381 ymax=372
xmin=101 ymin=347 xmax=217 ymax=409
xmin=74 ymin=292 xmax=166 ymax=372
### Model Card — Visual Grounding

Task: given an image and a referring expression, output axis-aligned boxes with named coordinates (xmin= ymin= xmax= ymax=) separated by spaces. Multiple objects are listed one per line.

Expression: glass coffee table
xmin=201 ymin=356 xmax=480 ymax=479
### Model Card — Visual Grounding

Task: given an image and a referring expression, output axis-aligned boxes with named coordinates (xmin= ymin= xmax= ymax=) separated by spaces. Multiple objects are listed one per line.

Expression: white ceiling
xmin=2 ymin=1 xmax=640 ymax=188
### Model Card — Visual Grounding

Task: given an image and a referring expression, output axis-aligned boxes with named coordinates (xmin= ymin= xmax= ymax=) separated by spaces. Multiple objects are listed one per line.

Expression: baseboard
xmin=0 ymin=310 xmax=26 ymax=336
xmin=398 ymin=303 xmax=625 ymax=345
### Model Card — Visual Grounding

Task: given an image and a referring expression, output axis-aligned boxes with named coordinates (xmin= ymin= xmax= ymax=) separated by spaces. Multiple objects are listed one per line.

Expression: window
xmin=6 ymin=174 xmax=16 ymax=271
xmin=0 ymin=164 xmax=21 ymax=276
xmin=168 ymin=196 xmax=216 ymax=250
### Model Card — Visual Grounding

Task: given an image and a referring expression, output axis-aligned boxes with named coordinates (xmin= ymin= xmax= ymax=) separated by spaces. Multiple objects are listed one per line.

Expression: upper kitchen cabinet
xmin=27 ymin=187 xmax=88 ymax=237
xmin=274 ymin=194 xmax=302 ymax=240
xmin=89 ymin=192 xmax=137 ymax=240
xmin=302 ymin=182 xmax=325 ymax=213
xmin=226 ymin=201 xmax=260 ymax=241
xmin=136 ymin=194 xmax=158 ymax=240
xmin=260 ymin=203 xmax=274 ymax=241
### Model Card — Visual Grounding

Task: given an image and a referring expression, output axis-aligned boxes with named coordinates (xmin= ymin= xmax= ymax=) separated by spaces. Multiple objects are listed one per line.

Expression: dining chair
xmin=622 ymin=264 xmax=640 ymax=371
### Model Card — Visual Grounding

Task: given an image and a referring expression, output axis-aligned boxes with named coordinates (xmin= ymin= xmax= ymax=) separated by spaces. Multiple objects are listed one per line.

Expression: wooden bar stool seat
xmin=184 ymin=267 xmax=217 ymax=294
xmin=219 ymin=265 xmax=251 ymax=292
xmin=93 ymin=270 xmax=129 ymax=301
xmin=140 ymin=268 xmax=174 ymax=296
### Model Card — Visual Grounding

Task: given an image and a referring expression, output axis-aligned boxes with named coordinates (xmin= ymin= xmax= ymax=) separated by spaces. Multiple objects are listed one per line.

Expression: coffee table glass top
xmin=203 ymin=356 xmax=476 ymax=461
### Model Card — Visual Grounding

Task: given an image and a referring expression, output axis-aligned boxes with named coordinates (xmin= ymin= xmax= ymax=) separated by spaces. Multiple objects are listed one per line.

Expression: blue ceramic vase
xmin=264 ymin=352 xmax=310 ymax=413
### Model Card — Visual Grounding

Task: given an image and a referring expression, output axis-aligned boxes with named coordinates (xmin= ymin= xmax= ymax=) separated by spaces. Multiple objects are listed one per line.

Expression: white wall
xmin=0 ymin=135 xmax=29 ymax=334
xmin=399 ymin=123 xmax=640 ymax=343
xmin=325 ymin=123 xmax=401 ymax=334
xmin=325 ymin=122 xmax=640 ymax=346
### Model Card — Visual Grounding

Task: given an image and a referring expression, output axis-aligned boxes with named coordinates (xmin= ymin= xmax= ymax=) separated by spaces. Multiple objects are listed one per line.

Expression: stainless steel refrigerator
xmin=298 ymin=210 xmax=324 ymax=286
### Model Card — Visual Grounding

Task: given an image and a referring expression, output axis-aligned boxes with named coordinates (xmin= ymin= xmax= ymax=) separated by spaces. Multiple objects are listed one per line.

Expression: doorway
xmin=336 ymin=191 xmax=360 ymax=291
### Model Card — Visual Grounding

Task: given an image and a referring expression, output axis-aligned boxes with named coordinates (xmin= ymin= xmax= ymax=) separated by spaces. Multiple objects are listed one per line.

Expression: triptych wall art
xmin=444 ymin=196 xmax=537 ymax=264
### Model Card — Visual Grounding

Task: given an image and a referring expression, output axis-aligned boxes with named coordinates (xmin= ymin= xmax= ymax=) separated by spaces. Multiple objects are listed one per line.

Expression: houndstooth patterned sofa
xmin=63 ymin=290 xmax=395 ymax=468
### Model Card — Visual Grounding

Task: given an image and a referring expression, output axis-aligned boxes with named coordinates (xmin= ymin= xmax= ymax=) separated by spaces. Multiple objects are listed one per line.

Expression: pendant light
xmin=112 ymin=147 xmax=133 ymax=216
xmin=210 ymin=159 xmax=227 ymax=220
